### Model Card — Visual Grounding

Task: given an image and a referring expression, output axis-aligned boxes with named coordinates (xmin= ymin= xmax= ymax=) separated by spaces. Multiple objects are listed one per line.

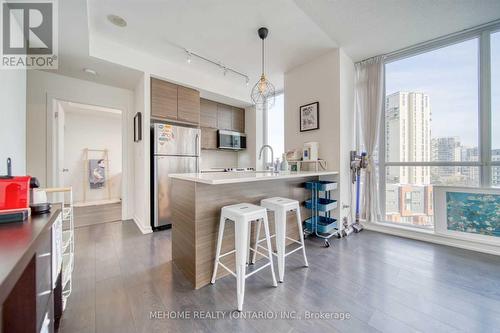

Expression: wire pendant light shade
xmin=251 ymin=27 xmax=275 ymax=108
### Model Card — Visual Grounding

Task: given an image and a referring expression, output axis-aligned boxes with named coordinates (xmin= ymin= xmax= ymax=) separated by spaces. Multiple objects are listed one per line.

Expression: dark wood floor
xmin=59 ymin=220 xmax=500 ymax=333
xmin=73 ymin=203 xmax=122 ymax=228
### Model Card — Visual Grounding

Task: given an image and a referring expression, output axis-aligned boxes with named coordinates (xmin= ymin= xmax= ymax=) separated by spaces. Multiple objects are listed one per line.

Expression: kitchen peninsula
xmin=169 ymin=171 xmax=338 ymax=289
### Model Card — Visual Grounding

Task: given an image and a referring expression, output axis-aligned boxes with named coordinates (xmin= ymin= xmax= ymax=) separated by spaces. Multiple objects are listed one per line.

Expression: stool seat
xmin=221 ymin=203 xmax=267 ymax=222
xmin=261 ymin=197 xmax=299 ymax=211
xmin=211 ymin=202 xmax=277 ymax=312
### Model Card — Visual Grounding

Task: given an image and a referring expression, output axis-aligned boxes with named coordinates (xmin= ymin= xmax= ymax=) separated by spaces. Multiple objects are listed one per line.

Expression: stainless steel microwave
xmin=218 ymin=130 xmax=246 ymax=150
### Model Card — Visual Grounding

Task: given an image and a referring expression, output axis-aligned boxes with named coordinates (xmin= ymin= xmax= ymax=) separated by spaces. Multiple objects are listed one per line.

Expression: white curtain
xmin=355 ymin=56 xmax=384 ymax=222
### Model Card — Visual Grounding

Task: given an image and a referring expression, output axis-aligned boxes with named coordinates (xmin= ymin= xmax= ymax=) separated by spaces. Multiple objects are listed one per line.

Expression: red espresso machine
xmin=0 ymin=158 xmax=31 ymax=223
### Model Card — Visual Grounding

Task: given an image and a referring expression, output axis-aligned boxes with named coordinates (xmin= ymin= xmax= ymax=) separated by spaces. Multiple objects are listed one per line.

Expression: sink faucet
xmin=258 ymin=145 xmax=278 ymax=173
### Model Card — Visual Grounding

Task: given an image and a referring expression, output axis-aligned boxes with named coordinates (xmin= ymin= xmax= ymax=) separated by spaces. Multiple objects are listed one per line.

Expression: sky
xmin=386 ymin=31 xmax=500 ymax=149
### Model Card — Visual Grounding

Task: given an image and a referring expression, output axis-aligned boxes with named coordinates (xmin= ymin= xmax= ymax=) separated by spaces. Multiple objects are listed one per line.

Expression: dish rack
xmin=303 ymin=181 xmax=338 ymax=247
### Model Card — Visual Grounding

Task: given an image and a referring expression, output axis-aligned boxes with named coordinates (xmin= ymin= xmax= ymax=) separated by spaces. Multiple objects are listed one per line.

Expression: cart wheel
xmin=324 ymin=240 xmax=330 ymax=247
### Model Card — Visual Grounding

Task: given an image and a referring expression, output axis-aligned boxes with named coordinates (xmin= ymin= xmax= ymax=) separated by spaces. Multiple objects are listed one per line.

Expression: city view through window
xmin=383 ymin=36 xmax=499 ymax=228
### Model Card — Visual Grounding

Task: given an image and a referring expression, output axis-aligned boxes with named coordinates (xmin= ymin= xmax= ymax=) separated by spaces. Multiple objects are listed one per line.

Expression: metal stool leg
xmin=275 ymin=209 xmax=286 ymax=282
xmin=211 ymin=215 xmax=226 ymax=284
xmin=235 ymin=218 xmax=250 ymax=311
xmin=251 ymin=219 xmax=262 ymax=264
xmin=262 ymin=214 xmax=278 ymax=287
xmin=295 ymin=206 xmax=308 ymax=267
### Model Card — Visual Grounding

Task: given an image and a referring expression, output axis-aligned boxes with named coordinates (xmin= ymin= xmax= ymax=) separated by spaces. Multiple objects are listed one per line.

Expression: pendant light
xmin=251 ymin=27 xmax=275 ymax=107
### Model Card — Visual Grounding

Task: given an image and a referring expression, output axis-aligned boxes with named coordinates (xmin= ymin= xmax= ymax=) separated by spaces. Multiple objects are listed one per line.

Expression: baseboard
xmin=365 ymin=222 xmax=500 ymax=256
xmin=133 ymin=215 xmax=153 ymax=234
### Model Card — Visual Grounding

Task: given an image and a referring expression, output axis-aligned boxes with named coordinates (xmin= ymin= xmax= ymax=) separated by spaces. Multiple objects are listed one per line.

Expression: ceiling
xmin=294 ymin=0 xmax=500 ymax=61
xmin=53 ymin=0 xmax=500 ymax=95
xmin=87 ymin=0 xmax=336 ymax=92
xmin=45 ymin=0 xmax=143 ymax=90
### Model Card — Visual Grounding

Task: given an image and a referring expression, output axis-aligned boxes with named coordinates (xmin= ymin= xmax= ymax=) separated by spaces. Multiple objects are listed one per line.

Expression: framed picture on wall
xmin=134 ymin=112 xmax=142 ymax=142
xmin=300 ymin=102 xmax=319 ymax=132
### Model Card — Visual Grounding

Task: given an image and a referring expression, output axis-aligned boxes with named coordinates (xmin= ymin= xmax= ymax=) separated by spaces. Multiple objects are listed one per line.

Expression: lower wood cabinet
xmin=201 ymin=127 xmax=218 ymax=150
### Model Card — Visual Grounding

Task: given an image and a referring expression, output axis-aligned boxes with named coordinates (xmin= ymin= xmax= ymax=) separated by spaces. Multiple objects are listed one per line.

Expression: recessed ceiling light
xmin=83 ymin=68 xmax=97 ymax=76
xmin=107 ymin=14 xmax=127 ymax=27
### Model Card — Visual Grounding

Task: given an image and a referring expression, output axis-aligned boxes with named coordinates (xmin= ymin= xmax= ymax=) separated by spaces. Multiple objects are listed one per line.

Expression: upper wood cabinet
xmin=200 ymin=127 xmax=218 ymax=150
xmin=177 ymin=86 xmax=200 ymax=124
xmin=217 ymin=103 xmax=233 ymax=130
xmin=232 ymin=107 xmax=245 ymax=133
xmin=200 ymin=98 xmax=218 ymax=128
xmin=150 ymin=78 xmax=200 ymax=125
xmin=151 ymin=78 xmax=178 ymax=120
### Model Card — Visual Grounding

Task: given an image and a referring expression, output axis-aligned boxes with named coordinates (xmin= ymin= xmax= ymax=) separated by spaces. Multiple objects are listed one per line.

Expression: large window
xmin=265 ymin=93 xmax=284 ymax=160
xmin=381 ymin=27 xmax=500 ymax=229
xmin=492 ymin=31 xmax=500 ymax=186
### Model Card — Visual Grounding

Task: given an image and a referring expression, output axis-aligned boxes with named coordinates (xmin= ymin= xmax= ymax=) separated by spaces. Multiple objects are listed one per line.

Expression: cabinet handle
xmin=38 ymin=252 xmax=51 ymax=258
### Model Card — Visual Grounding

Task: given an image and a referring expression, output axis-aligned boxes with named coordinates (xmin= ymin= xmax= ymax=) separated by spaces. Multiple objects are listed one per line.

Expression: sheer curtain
xmin=355 ymin=56 xmax=384 ymax=222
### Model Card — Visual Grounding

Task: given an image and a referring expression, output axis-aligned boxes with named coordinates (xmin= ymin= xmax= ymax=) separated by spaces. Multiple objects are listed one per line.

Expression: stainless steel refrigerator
xmin=152 ymin=123 xmax=200 ymax=229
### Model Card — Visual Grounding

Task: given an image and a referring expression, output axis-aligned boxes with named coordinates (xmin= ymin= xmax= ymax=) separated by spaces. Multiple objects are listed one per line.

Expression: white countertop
xmin=168 ymin=171 xmax=338 ymax=185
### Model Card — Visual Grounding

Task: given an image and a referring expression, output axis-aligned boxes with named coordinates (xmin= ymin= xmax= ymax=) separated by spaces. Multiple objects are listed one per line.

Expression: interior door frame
xmin=46 ymin=93 xmax=130 ymax=220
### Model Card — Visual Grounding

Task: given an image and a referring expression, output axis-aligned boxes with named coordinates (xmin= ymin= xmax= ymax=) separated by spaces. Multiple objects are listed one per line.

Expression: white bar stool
xmin=253 ymin=197 xmax=309 ymax=282
xmin=211 ymin=203 xmax=277 ymax=311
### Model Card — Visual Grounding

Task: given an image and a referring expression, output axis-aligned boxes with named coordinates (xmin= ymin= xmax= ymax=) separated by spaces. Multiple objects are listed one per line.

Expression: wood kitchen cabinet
xmin=200 ymin=98 xmax=218 ymax=128
xmin=150 ymin=78 xmax=200 ymax=125
xmin=177 ymin=86 xmax=200 ymax=124
xmin=217 ymin=103 xmax=233 ymax=130
xmin=201 ymin=127 xmax=218 ymax=150
xmin=232 ymin=107 xmax=245 ymax=133
xmin=151 ymin=78 xmax=178 ymax=120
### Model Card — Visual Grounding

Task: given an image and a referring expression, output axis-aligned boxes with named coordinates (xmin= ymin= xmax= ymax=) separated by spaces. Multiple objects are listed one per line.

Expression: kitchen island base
xmin=171 ymin=175 xmax=335 ymax=289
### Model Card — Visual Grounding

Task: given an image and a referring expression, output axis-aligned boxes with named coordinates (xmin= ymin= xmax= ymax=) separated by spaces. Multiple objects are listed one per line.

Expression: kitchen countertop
xmin=0 ymin=208 xmax=60 ymax=304
xmin=169 ymin=170 xmax=338 ymax=185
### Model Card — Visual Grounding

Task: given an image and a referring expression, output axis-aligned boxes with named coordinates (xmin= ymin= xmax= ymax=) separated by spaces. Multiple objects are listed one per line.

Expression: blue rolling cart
xmin=303 ymin=181 xmax=338 ymax=247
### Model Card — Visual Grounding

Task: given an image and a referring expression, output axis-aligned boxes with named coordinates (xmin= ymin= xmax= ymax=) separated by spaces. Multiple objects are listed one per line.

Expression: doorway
xmin=55 ymin=100 xmax=123 ymax=227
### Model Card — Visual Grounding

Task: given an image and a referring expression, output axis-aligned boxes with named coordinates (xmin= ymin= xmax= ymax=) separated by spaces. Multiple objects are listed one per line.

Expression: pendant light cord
xmin=262 ymin=38 xmax=265 ymax=76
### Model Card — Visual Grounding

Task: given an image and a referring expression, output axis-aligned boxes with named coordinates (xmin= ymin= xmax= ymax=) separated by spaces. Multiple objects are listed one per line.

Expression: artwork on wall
xmin=446 ymin=192 xmax=500 ymax=237
xmin=134 ymin=112 xmax=142 ymax=142
xmin=434 ymin=186 xmax=500 ymax=244
xmin=300 ymin=102 xmax=319 ymax=132
xmin=88 ymin=159 xmax=106 ymax=189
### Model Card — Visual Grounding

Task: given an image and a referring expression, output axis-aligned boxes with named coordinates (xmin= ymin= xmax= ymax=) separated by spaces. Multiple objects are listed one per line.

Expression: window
xmin=492 ymin=31 xmax=500 ymax=186
xmin=265 ymin=93 xmax=284 ymax=160
xmin=380 ymin=27 xmax=500 ymax=229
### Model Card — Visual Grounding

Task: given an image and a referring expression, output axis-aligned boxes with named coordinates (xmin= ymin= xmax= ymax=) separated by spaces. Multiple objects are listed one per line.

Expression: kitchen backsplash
xmin=200 ymin=150 xmax=239 ymax=170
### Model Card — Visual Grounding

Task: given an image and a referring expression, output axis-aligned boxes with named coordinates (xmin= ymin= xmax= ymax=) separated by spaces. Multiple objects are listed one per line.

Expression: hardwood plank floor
xmin=73 ymin=203 xmax=122 ymax=228
xmin=59 ymin=220 xmax=500 ymax=333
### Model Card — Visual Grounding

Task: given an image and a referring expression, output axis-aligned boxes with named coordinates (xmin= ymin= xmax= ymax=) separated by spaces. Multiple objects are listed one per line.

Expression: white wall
xmin=284 ymin=50 xmax=341 ymax=170
xmin=284 ymin=49 xmax=355 ymax=222
xmin=133 ymin=74 xmax=151 ymax=233
xmin=26 ymin=70 xmax=135 ymax=219
xmin=63 ymin=109 xmax=122 ymax=203
xmin=0 ymin=69 xmax=26 ymax=175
